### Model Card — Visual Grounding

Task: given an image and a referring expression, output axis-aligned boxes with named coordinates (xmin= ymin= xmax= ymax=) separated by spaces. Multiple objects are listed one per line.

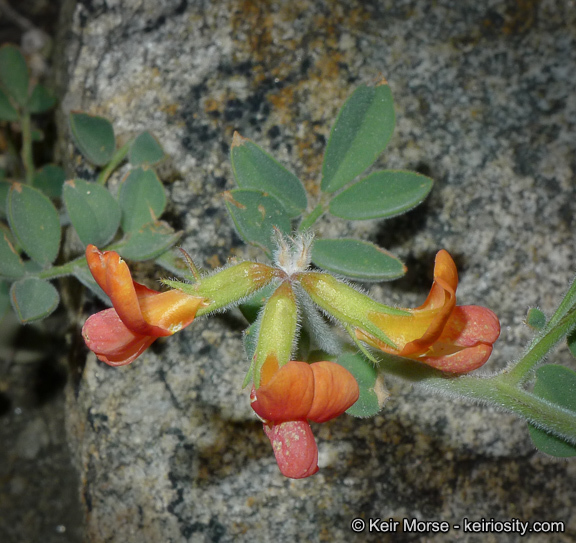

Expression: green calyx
xmin=296 ymin=271 xmax=408 ymax=349
xmin=163 ymin=261 xmax=277 ymax=315
xmin=252 ymin=281 xmax=298 ymax=389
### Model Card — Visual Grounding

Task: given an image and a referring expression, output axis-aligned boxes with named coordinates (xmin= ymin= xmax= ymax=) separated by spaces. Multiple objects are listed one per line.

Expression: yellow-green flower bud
xmin=252 ymin=281 xmax=298 ymax=388
xmin=164 ymin=261 xmax=277 ymax=316
xmin=296 ymin=271 xmax=409 ymax=350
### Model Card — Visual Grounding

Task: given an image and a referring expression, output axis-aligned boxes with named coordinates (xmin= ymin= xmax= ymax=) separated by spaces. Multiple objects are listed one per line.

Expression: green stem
xmin=298 ymin=203 xmax=325 ymax=232
xmin=37 ymin=255 xmax=88 ymax=279
xmin=375 ymin=351 xmax=576 ymax=446
xmin=502 ymin=306 xmax=576 ymax=386
xmin=546 ymin=273 xmax=576 ymax=329
xmin=96 ymin=141 xmax=131 ymax=185
xmin=418 ymin=373 xmax=576 ymax=446
xmin=35 ymin=239 xmax=129 ymax=280
xmin=20 ymin=110 xmax=34 ymax=184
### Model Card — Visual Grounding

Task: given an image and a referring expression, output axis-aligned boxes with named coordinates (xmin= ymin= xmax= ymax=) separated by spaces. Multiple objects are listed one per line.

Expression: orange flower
xmin=357 ymin=250 xmax=500 ymax=372
xmin=251 ymin=356 xmax=359 ymax=478
xmin=82 ymin=245 xmax=207 ymax=366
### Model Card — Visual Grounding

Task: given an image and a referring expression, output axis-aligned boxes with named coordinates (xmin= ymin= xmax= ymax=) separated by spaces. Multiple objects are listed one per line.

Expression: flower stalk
xmin=502 ymin=306 xmax=576 ymax=386
xmin=414 ymin=371 xmax=576 ymax=446
xmin=20 ymin=109 xmax=34 ymax=184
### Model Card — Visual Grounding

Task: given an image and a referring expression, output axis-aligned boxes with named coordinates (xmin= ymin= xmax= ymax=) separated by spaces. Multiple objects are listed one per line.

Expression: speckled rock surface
xmin=58 ymin=1 xmax=576 ymax=541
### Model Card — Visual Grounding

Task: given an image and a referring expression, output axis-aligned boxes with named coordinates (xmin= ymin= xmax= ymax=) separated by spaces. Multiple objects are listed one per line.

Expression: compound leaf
xmin=321 ymin=81 xmax=395 ymax=193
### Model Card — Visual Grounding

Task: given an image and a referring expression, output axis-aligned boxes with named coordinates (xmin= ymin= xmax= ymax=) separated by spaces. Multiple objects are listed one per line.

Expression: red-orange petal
xmin=85 ymin=244 xmax=108 ymax=291
xmin=251 ymin=361 xmax=314 ymax=422
xmin=103 ymin=251 xmax=170 ymax=337
xmin=426 ymin=249 xmax=458 ymax=307
xmin=400 ymin=251 xmax=458 ymax=357
xmin=363 ymin=250 xmax=459 ymax=358
xmin=307 ymin=362 xmax=359 ymax=423
xmin=82 ymin=308 xmax=156 ymax=366
xmin=360 ymin=251 xmax=500 ymax=374
xmin=259 ymin=353 xmax=280 ymax=388
xmin=138 ymin=289 xmax=205 ymax=332
xmin=87 ymin=246 xmax=204 ymax=338
xmin=437 ymin=305 xmax=501 ymax=348
xmin=419 ymin=343 xmax=494 ymax=373
xmin=414 ymin=305 xmax=500 ymax=373
xmin=263 ymin=421 xmax=319 ymax=479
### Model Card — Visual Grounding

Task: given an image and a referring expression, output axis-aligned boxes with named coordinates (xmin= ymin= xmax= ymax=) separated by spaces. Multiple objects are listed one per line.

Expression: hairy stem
xmin=37 ymin=255 xmax=88 ymax=279
xmin=35 ymin=239 xmax=129 ymax=280
xmin=96 ymin=141 xmax=131 ymax=185
xmin=421 ymin=373 xmax=576 ymax=446
xmin=20 ymin=111 xmax=34 ymax=184
xmin=502 ymin=306 xmax=576 ymax=386
xmin=298 ymin=203 xmax=325 ymax=232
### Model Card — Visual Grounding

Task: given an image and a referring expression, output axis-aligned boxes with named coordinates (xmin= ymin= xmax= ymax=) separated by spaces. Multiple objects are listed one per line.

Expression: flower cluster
xmin=82 ymin=242 xmax=499 ymax=479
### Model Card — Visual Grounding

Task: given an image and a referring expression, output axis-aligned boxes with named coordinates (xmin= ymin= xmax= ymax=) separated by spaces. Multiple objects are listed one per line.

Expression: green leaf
xmin=528 ymin=365 xmax=576 ymax=457
xmin=0 ymin=231 xmax=25 ymax=279
xmin=28 ymin=83 xmax=56 ymax=113
xmin=23 ymin=259 xmax=42 ymax=274
xmin=118 ymin=167 xmax=166 ymax=232
xmin=63 ymin=179 xmax=121 ymax=247
xmin=329 ymin=170 xmax=433 ymax=220
xmin=0 ymin=180 xmax=11 ymax=218
xmin=119 ymin=222 xmax=182 ymax=261
xmin=224 ymin=189 xmax=291 ymax=255
xmin=129 ymin=131 xmax=165 ymax=167
xmin=0 ymin=45 xmax=29 ymax=106
xmin=526 ymin=307 xmax=546 ymax=331
xmin=69 ymin=111 xmax=116 ymax=166
xmin=10 ymin=277 xmax=59 ymax=323
xmin=231 ymin=133 xmax=307 ymax=217
xmin=1 ymin=220 xmax=22 ymax=256
xmin=321 ymin=81 xmax=395 ymax=193
xmin=311 ymin=238 xmax=406 ymax=281
xmin=0 ymin=280 xmax=9 ymax=317
xmin=7 ymin=183 xmax=61 ymax=266
xmin=336 ymin=352 xmax=388 ymax=418
xmin=33 ymin=164 xmax=66 ymax=198
xmin=0 ymin=88 xmax=18 ymax=121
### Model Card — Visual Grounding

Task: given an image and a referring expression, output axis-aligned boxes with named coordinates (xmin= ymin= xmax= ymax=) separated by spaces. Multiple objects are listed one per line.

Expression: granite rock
xmin=58 ymin=1 xmax=576 ymax=541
